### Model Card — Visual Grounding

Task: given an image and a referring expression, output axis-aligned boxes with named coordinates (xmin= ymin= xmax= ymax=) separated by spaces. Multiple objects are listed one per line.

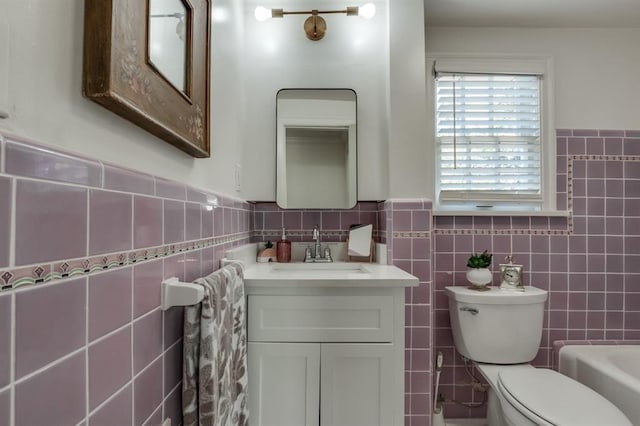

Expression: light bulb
xmin=358 ymin=2 xmax=375 ymax=19
xmin=254 ymin=6 xmax=272 ymax=22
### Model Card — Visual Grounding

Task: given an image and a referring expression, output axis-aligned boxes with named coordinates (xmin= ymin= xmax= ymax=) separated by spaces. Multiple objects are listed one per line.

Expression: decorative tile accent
xmin=0 ymin=232 xmax=250 ymax=291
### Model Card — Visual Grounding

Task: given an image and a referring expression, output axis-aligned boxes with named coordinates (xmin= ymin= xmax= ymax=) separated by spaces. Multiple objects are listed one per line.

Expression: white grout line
xmin=130 ymin=265 xmax=135 ymax=426
xmin=13 ymin=346 xmax=85 ymax=386
xmin=161 ymin=290 xmax=166 ymax=422
xmin=0 ymin=135 xmax=5 ymax=174
xmin=86 ymin=189 xmax=91 ymax=256
xmin=85 ymin=276 xmax=90 ymax=423
xmin=8 ymin=177 xmax=15 ymax=268
xmin=87 ymin=379 xmax=131 ymax=420
xmin=9 ymin=291 xmax=15 ymax=426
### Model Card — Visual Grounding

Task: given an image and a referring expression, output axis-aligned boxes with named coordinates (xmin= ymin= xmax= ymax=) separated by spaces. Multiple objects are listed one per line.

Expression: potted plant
xmin=466 ymin=250 xmax=493 ymax=289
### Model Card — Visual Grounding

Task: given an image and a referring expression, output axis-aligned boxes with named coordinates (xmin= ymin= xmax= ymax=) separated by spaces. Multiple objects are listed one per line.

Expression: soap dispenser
xmin=276 ymin=227 xmax=292 ymax=263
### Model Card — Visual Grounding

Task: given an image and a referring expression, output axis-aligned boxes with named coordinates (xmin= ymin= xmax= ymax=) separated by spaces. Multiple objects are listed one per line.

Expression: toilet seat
xmin=497 ymin=368 xmax=632 ymax=426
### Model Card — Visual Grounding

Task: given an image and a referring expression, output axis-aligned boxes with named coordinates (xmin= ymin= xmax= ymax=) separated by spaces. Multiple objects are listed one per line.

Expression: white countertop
xmin=244 ymin=262 xmax=419 ymax=288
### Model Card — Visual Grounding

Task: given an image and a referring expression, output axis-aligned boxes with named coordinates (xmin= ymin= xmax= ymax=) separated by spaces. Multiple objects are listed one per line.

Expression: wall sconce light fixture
xmin=254 ymin=3 xmax=376 ymax=41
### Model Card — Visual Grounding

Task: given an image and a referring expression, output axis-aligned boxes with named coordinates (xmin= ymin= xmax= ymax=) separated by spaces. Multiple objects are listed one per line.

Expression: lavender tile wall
xmin=134 ymin=196 xmax=163 ymax=249
xmin=0 ymin=295 xmax=10 ymax=388
xmin=252 ymin=200 xmax=431 ymax=425
xmin=88 ymin=327 xmax=132 ymax=410
xmin=6 ymin=126 xmax=638 ymax=425
xmin=89 ymin=385 xmax=133 ymax=426
xmin=15 ymin=180 xmax=87 ymax=265
xmin=252 ymin=201 xmax=381 ymax=243
xmin=89 ymin=189 xmax=133 ymax=255
xmin=0 ymin=131 xmax=252 ymax=425
xmin=134 ymin=358 xmax=163 ymax=426
xmin=89 ymin=268 xmax=132 ymax=341
xmin=5 ymin=139 xmax=102 ymax=187
xmin=0 ymin=177 xmax=11 ymax=268
xmin=384 ymin=200 xmax=434 ymax=426
xmin=133 ymin=259 xmax=163 ymax=318
xmin=133 ymin=310 xmax=163 ymax=374
xmin=433 ymin=129 xmax=640 ymax=420
xmin=15 ymin=278 xmax=86 ymax=378
xmin=15 ymin=351 xmax=86 ymax=426
xmin=0 ymin=390 xmax=9 ymax=426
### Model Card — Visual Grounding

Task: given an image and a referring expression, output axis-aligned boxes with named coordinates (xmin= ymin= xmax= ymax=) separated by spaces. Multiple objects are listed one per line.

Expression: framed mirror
xmin=83 ymin=0 xmax=211 ymax=158
xmin=276 ymin=89 xmax=357 ymax=209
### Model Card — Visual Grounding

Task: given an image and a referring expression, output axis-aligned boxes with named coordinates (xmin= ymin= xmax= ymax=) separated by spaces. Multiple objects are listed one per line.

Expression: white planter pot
xmin=466 ymin=268 xmax=492 ymax=287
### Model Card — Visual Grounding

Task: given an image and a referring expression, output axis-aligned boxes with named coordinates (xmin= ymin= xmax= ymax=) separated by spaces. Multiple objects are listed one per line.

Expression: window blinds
xmin=435 ymin=73 xmax=542 ymax=203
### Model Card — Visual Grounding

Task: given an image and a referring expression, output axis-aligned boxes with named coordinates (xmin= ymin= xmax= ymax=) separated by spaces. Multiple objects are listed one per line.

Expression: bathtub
xmin=559 ymin=345 xmax=640 ymax=425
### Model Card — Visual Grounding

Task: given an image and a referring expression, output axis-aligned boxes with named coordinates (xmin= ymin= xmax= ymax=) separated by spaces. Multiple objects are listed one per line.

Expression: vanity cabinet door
xmin=248 ymin=342 xmax=320 ymax=426
xmin=320 ymin=343 xmax=395 ymax=426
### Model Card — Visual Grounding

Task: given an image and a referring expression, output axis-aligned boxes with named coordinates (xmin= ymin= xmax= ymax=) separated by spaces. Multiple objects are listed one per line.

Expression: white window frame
xmin=426 ymin=54 xmax=562 ymax=216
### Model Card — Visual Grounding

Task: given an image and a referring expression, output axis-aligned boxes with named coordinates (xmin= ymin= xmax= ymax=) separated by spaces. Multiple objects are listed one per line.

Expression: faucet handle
xmin=304 ymin=246 xmax=312 ymax=262
xmin=324 ymin=247 xmax=333 ymax=262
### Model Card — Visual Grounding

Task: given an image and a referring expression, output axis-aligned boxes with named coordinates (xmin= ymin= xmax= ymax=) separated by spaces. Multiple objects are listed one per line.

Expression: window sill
xmin=432 ymin=209 xmax=571 ymax=217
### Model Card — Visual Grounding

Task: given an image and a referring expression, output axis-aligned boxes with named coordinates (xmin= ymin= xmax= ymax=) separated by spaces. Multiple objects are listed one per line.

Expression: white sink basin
xmin=269 ymin=262 xmax=369 ymax=273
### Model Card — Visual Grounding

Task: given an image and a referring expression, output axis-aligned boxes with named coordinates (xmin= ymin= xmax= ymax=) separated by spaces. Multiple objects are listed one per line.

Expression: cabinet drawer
xmin=248 ymin=295 xmax=394 ymax=342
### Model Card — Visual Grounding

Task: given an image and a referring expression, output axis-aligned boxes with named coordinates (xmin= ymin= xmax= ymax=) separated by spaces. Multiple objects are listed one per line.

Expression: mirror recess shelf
xmin=276 ymin=89 xmax=357 ymax=209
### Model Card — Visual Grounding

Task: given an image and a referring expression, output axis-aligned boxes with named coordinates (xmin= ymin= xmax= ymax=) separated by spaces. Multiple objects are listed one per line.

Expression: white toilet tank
xmin=445 ymin=286 xmax=548 ymax=364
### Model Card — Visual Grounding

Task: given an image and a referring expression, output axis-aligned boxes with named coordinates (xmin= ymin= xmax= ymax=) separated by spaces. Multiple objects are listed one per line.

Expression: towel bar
xmin=161 ymin=277 xmax=204 ymax=310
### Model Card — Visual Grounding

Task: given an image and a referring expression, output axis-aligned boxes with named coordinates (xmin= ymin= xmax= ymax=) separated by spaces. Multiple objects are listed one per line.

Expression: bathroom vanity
xmin=233 ymin=250 xmax=418 ymax=426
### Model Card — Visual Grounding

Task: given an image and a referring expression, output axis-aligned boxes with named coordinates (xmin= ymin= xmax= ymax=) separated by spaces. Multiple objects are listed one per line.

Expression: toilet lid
xmin=498 ymin=368 xmax=631 ymax=426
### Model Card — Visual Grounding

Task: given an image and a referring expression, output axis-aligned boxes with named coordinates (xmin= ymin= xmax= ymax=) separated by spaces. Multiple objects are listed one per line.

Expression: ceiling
xmin=424 ymin=0 xmax=640 ymax=28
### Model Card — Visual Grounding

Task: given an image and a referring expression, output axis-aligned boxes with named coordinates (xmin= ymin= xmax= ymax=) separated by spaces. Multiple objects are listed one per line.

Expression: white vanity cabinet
xmin=246 ymin=287 xmax=405 ymax=426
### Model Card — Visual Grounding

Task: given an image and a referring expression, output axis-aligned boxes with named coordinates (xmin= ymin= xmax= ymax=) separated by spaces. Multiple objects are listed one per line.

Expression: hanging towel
xmin=182 ymin=262 xmax=249 ymax=426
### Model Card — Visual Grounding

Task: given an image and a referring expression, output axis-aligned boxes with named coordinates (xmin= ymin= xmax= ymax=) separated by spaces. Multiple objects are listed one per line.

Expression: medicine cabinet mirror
xmin=276 ymin=89 xmax=357 ymax=209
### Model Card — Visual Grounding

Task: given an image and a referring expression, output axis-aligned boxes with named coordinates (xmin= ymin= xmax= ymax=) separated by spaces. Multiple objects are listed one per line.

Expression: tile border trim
xmin=0 ymin=232 xmax=251 ymax=291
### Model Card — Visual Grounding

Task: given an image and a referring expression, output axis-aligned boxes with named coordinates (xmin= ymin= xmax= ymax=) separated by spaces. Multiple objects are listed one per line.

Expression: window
xmin=429 ymin=56 xmax=556 ymax=213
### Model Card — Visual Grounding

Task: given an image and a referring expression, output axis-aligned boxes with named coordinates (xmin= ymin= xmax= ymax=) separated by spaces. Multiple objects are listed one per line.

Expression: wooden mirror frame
xmin=83 ymin=0 xmax=211 ymax=158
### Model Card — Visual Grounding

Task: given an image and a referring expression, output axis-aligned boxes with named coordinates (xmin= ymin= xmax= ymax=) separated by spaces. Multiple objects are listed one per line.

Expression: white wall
xmin=387 ymin=0 xmax=429 ymax=198
xmin=0 ymin=0 xmax=433 ymax=201
xmin=241 ymin=0 xmax=390 ymax=202
xmin=426 ymin=27 xmax=640 ymax=129
xmin=0 ymin=0 xmax=245 ymax=197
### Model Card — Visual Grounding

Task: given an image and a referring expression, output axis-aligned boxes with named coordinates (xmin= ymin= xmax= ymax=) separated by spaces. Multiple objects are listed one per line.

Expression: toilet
xmin=445 ymin=286 xmax=632 ymax=426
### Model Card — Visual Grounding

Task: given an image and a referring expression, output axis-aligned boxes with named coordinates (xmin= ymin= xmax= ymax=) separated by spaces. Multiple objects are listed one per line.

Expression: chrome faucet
xmin=312 ymin=225 xmax=321 ymax=259
xmin=305 ymin=225 xmax=332 ymax=263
